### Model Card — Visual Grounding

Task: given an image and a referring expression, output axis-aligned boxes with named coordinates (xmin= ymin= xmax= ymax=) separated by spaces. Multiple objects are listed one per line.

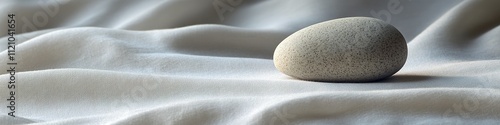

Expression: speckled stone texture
xmin=273 ymin=17 xmax=407 ymax=82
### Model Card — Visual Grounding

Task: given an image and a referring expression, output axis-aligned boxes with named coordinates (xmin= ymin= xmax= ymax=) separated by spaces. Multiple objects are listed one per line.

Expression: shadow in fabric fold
xmin=281 ymin=75 xmax=439 ymax=84
xmin=378 ymin=75 xmax=438 ymax=83
xmin=166 ymin=25 xmax=288 ymax=59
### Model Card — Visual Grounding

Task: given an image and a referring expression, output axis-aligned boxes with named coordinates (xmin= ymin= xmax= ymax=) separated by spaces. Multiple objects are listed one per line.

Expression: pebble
xmin=273 ymin=17 xmax=407 ymax=82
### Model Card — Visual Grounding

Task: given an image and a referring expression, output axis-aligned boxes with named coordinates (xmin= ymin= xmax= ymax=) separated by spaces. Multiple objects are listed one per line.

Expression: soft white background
xmin=0 ymin=0 xmax=499 ymax=124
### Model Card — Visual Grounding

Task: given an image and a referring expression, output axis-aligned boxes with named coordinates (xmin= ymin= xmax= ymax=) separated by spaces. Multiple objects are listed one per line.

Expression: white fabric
xmin=1 ymin=0 xmax=500 ymax=124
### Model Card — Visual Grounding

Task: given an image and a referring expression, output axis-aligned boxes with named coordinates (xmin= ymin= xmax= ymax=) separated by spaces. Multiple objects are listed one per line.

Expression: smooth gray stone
xmin=273 ymin=17 xmax=407 ymax=82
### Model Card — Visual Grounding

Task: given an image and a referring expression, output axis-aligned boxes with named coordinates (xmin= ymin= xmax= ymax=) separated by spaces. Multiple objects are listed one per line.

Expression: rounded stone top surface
xmin=273 ymin=17 xmax=407 ymax=82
